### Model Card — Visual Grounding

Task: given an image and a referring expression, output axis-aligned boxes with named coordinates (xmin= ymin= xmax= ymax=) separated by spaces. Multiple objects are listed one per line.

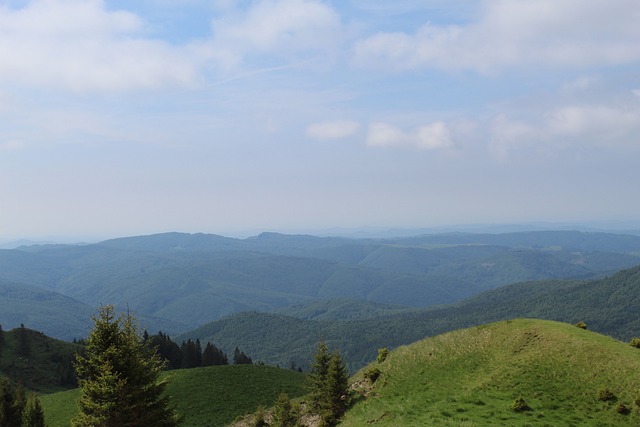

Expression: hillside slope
xmin=0 ymin=326 xmax=80 ymax=392
xmin=342 ymin=319 xmax=640 ymax=426
xmin=2 ymin=230 xmax=639 ymax=339
xmin=41 ymin=364 xmax=306 ymax=427
xmin=180 ymin=264 xmax=640 ymax=371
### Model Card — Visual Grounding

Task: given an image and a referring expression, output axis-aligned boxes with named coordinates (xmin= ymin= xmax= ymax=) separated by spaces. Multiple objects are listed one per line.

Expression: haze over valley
xmin=2 ymin=1 xmax=640 ymax=425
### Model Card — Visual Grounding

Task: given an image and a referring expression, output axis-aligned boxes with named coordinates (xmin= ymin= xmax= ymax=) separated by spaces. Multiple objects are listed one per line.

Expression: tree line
xmin=0 ymin=377 xmax=46 ymax=427
xmin=145 ymin=331 xmax=252 ymax=369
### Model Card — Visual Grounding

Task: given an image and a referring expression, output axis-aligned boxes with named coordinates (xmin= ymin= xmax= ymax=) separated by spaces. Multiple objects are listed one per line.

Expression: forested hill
xmin=0 ymin=325 xmax=80 ymax=392
xmin=179 ymin=264 xmax=640 ymax=371
xmin=1 ymin=230 xmax=639 ymax=340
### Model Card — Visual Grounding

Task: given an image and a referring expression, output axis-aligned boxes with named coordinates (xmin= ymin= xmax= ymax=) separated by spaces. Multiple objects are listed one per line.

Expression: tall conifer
xmin=72 ymin=305 xmax=180 ymax=426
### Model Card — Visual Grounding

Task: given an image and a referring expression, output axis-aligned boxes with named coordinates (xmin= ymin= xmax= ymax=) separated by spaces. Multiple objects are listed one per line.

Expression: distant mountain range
xmin=0 ymin=230 xmax=639 ymax=345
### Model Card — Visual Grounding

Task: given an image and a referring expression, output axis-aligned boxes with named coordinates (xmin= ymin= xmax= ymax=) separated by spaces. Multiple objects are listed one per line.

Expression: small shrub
xmin=363 ymin=367 xmax=381 ymax=383
xmin=511 ymin=397 xmax=531 ymax=412
xmin=597 ymin=387 xmax=615 ymax=402
xmin=377 ymin=348 xmax=389 ymax=364
xmin=629 ymin=338 xmax=640 ymax=348
xmin=253 ymin=406 xmax=268 ymax=427
xmin=617 ymin=403 xmax=631 ymax=415
xmin=575 ymin=321 xmax=587 ymax=330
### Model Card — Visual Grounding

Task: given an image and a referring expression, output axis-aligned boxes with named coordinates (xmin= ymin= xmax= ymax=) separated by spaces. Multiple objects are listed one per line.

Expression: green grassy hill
xmin=40 ymin=364 xmax=306 ymax=427
xmin=342 ymin=318 xmax=640 ymax=426
xmin=0 ymin=326 xmax=79 ymax=392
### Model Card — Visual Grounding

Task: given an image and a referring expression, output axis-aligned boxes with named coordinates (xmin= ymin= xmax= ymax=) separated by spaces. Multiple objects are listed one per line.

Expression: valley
xmin=2 ymin=229 xmax=640 ymax=425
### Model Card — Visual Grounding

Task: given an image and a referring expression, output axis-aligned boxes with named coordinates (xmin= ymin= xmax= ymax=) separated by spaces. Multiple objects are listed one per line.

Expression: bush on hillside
xmin=377 ymin=348 xmax=389 ymax=364
xmin=575 ymin=321 xmax=587 ymax=330
xmin=252 ymin=405 xmax=268 ymax=427
xmin=363 ymin=367 xmax=381 ymax=383
xmin=511 ymin=397 xmax=531 ymax=412
xmin=629 ymin=337 xmax=640 ymax=348
xmin=597 ymin=387 xmax=616 ymax=402
xmin=616 ymin=403 xmax=631 ymax=415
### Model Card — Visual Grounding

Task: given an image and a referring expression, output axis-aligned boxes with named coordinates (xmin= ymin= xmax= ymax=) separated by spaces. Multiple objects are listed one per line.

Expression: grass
xmin=41 ymin=364 xmax=306 ymax=427
xmin=342 ymin=318 xmax=640 ymax=426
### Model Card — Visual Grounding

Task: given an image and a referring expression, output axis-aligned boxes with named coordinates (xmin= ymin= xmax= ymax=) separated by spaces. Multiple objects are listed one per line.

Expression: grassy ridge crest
xmin=343 ymin=318 xmax=640 ymax=426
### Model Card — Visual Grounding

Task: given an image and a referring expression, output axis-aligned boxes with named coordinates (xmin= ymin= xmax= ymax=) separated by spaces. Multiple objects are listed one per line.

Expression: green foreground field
xmin=40 ymin=365 xmax=305 ymax=427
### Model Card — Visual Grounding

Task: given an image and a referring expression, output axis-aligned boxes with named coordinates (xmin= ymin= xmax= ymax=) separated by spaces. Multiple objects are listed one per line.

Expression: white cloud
xmin=208 ymin=0 xmax=343 ymax=68
xmin=0 ymin=0 xmax=203 ymax=92
xmin=490 ymin=101 xmax=640 ymax=160
xmin=306 ymin=120 xmax=361 ymax=140
xmin=547 ymin=105 xmax=640 ymax=140
xmin=367 ymin=121 xmax=453 ymax=150
xmin=353 ymin=0 xmax=640 ymax=72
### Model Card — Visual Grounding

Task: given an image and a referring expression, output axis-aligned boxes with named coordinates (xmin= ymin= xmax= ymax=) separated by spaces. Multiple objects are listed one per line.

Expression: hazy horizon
xmin=3 ymin=220 xmax=640 ymax=248
xmin=2 ymin=1 xmax=639 ymax=240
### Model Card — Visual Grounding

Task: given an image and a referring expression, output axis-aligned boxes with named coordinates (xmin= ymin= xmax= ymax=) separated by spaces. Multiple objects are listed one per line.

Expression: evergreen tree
xmin=194 ymin=339 xmax=203 ymax=367
xmin=13 ymin=383 xmax=26 ymax=426
xmin=180 ymin=339 xmax=203 ymax=369
xmin=72 ymin=305 xmax=180 ymax=426
xmin=149 ymin=332 xmax=182 ymax=370
xmin=0 ymin=324 xmax=4 ymax=351
xmin=324 ymin=352 xmax=349 ymax=424
xmin=202 ymin=342 xmax=228 ymax=366
xmin=21 ymin=395 xmax=45 ymax=427
xmin=306 ymin=342 xmax=349 ymax=426
xmin=0 ymin=376 xmax=19 ymax=426
xmin=17 ymin=324 xmax=30 ymax=358
xmin=233 ymin=347 xmax=253 ymax=365
xmin=306 ymin=341 xmax=330 ymax=412
xmin=272 ymin=392 xmax=298 ymax=427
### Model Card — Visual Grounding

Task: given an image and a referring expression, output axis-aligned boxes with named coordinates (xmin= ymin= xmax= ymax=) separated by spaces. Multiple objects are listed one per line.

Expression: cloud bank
xmin=353 ymin=0 xmax=640 ymax=72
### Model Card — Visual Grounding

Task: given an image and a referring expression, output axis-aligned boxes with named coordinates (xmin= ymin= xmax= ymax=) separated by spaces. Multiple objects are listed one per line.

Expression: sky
xmin=1 ymin=0 xmax=640 ymax=240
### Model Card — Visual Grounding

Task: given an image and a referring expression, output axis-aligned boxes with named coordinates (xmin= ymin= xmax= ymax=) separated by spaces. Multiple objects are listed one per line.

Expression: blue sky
xmin=1 ymin=0 xmax=639 ymax=240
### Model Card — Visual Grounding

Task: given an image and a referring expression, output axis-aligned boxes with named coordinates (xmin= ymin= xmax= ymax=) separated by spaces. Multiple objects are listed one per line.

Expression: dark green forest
xmin=1 ymin=230 xmax=639 ymax=341
xmin=178 ymin=264 xmax=640 ymax=371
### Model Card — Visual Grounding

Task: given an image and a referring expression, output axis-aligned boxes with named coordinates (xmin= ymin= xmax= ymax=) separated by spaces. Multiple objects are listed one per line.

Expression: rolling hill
xmin=1 ymin=230 xmax=639 ymax=340
xmin=342 ymin=318 xmax=640 ymax=426
xmin=40 ymin=364 xmax=306 ymax=427
xmin=0 ymin=325 xmax=80 ymax=392
xmin=178 ymin=264 xmax=640 ymax=371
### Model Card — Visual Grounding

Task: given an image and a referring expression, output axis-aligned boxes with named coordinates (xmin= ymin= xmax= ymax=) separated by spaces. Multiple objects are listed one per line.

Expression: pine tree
xmin=0 ymin=376 xmax=19 ymax=426
xmin=17 ymin=324 xmax=30 ymax=358
xmin=272 ymin=392 xmax=298 ymax=427
xmin=13 ymin=383 xmax=26 ymax=425
xmin=21 ymin=395 xmax=45 ymax=427
xmin=233 ymin=347 xmax=253 ymax=365
xmin=324 ymin=352 xmax=349 ymax=424
xmin=149 ymin=332 xmax=181 ymax=370
xmin=306 ymin=341 xmax=330 ymax=412
xmin=72 ymin=305 xmax=180 ymax=426
xmin=306 ymin=342 xmax=349 ymax=426
xmin=202 ymin=342 xmax=229 ymax=366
